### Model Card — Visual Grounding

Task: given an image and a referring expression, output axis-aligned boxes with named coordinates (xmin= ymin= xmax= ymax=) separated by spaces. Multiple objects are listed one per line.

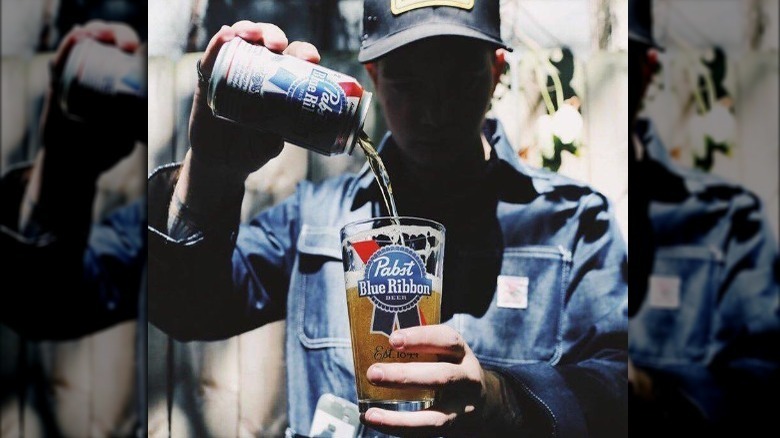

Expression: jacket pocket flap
xmin=297 ymin=225 xmax=342 ymax=260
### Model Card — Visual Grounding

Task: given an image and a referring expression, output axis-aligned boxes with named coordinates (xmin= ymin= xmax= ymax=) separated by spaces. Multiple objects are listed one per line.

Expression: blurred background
xmin=1 ymin=0 xmax=145 ymax=437
xmin=628 ymin=1 xmax=779 ymax=435
xmin=642 ymin=0 xmax=778 ymax=240
xmin=146 ymin=0 xmax=630 ymax=436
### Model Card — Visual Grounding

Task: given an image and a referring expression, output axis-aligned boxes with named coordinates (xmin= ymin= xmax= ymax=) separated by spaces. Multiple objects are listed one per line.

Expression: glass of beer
xmin=340 ymin=217 xmax=445 ymax=413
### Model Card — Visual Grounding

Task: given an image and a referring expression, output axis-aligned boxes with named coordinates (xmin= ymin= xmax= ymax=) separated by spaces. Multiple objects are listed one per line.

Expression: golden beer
xmin=345 ymin=286 xmax=441 ymax=410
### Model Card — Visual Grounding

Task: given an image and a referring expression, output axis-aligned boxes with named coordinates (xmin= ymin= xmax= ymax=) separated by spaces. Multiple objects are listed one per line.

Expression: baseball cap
xmin=629 ymin=0 xmax=662 ymax=49
xmin=358 ymin=0 xmax=511 ymax=63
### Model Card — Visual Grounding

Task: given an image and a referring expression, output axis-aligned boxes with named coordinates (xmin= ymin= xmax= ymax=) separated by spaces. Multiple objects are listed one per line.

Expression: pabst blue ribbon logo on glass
xmin=359 ymin=245 xmax=432 ymax=337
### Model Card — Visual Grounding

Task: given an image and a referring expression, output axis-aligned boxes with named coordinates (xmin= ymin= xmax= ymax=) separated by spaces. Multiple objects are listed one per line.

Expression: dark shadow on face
xmin=372 ymin=36 xmax=498 ymax=165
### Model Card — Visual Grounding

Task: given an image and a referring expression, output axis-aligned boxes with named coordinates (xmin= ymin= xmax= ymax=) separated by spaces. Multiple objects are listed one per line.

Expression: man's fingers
xmin=200 ymin=22 xmax=289 ymax=79
xmin=361 ymin=408 xmax=456 ymax=437
xmin=231 ymin=21 xmax=288 ymax=52
xmin=367 ymin=362 xmax=466 ymax=389
xmin=200 ymin=25 xmax=237 ymax=77
xmin=389 ymin=325 xmax=467 ymax=358
xmin=282 ymin=41 xmax=321 ymax=63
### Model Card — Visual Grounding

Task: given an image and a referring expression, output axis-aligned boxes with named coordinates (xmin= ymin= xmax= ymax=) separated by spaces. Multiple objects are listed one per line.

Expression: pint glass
xmin=340 ymin=217 xmax=445 ymax=413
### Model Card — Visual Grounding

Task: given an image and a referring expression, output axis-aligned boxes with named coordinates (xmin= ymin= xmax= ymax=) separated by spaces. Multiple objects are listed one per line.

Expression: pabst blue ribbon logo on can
xmin=297 ymin=69 xmax=345 ymax=115
xmin=358 ymin=245 xmax=432 ymax=336
xmin=292 ymin=68 xmax=346 ymax=135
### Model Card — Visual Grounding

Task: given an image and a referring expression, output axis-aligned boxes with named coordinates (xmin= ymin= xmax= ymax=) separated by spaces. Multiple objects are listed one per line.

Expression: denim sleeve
xmin=0 ymin=167 xmax=144 ymax=339
xmin=497 ymin=192 xmax=629 ymax=437
xmin=147 ymin=165 xmax=298 ymax=341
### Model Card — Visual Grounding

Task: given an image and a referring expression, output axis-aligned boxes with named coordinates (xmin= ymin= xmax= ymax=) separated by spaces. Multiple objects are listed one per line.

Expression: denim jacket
xmin=629 ymin=119 xmax=780 ymax=420
xmin=148 ymin=119 xmax=628 ymax=437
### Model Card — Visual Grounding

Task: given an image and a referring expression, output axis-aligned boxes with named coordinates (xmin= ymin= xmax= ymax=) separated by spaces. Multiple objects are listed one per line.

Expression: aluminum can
xmin=207 ymin=37 xmax=372 ymax=156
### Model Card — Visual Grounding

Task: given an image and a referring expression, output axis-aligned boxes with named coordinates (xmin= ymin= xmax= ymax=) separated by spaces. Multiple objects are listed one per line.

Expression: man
xmin=627 ymin=0 xmax=780 ymax=435
xmin=149 ymin=1 xmax=628 ymax=436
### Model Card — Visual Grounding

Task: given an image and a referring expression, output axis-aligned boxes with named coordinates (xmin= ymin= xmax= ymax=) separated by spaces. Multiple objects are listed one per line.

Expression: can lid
xmin=346 ymin=91 xmax=373 ymax=155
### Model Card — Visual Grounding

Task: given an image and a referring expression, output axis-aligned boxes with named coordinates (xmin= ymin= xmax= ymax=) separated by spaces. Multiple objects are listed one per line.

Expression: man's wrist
xmin=166 ymin=190 xmax=205 ymax=239
xmin=187 ymin=148 xmax=251 ymax=191
xmin=166 ymin=150 xmax=247 ymax=237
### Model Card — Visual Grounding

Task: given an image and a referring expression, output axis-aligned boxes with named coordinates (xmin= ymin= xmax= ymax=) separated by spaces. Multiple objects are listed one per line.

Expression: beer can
xmin=207 ymin=37 xmax=372 ymax=156
xmin=60 ymin=38 xmax=146 ymax=140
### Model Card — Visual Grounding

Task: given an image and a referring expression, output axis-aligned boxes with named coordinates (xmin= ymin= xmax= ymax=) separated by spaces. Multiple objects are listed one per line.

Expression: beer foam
xmin=430 ymin=276 xmax=443 ymax=293
xmin=343 ymin=223 xmax=444 ymax=276
xmin=344 ymin=270 xmax=364 ymax=289
xmin=342 ymin=224 xmax=443 ymax=247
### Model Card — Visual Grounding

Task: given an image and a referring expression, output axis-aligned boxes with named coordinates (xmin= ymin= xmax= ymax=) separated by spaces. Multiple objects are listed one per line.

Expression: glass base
xmin=358 ymin=399 xmax=433 ymax=413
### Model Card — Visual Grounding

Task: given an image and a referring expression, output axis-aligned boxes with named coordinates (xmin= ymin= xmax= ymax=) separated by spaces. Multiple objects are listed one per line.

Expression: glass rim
xmin=340 ymin=216 xmax=446 ymax=236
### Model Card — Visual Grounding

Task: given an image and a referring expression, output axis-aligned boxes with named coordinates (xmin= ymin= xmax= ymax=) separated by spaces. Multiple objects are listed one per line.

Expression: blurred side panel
xmin=148 ymin=56 xmax=176 ymax=170
xmin=1 ymin=58 xmax=28 ymax=168
xmin=735 ymin=51 xmax=779 ymax=238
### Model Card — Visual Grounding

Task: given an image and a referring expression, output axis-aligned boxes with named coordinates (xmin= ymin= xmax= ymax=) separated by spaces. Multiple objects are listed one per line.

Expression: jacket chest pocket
xmin=629 ymin=245 xmax=723 ymax=365
xmin=459 ymin=246 xmax=571 ymax=366
xmin=292 ymin=225 xmax=352 ymax=349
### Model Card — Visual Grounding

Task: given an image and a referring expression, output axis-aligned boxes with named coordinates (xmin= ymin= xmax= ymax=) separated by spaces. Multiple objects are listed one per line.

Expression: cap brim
xmin=358 ymin=23 xmax=511 ymax=63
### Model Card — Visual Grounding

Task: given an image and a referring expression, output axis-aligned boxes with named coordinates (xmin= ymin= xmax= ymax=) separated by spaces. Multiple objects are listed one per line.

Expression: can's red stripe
xmin=339 ymin=82 xmax=363 ymax=98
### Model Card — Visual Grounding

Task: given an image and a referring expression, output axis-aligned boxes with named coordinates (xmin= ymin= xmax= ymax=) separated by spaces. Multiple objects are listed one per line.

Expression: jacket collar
xmin=351 ymin=118 xmax=552 ymax=199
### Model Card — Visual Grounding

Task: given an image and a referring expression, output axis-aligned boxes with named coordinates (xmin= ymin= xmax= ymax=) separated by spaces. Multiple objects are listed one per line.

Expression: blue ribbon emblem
xmin=358 ymin=245 xmax=432 ymax=337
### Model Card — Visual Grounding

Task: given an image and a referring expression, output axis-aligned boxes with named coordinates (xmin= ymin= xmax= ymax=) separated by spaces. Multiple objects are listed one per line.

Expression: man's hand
xmin=42 ymin=20 xmax=141 ymax=177
xmin=168 ymin=22 xmax=321 ymax=237
xmin=361 ymin=325 xmax=507 ymax=437
xmin=188 ymin=21 xmax=322 ymax=179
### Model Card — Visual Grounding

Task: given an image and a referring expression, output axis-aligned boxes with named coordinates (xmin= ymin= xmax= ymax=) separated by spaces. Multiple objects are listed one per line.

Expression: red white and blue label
xmin=358 ymin=245 xmax=432 ymax=336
